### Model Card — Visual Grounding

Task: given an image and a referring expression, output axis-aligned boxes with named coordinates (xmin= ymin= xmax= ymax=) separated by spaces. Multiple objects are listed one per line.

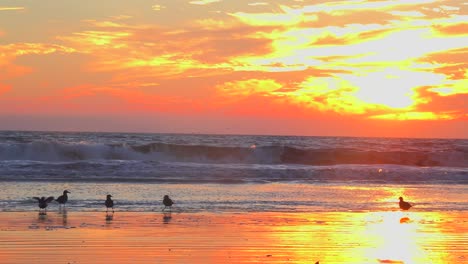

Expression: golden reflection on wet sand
xmin=0 ymin=211 xmax=466 ymax=263
xmin=274 ymin=211 xmax=466 ymax=264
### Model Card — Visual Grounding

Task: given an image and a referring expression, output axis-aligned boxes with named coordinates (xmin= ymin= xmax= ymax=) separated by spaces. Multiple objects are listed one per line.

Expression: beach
xmin=1 ymin=210 xmax=467 ymax=263
xmin=0 ymin=132 xmax=466 ymax=263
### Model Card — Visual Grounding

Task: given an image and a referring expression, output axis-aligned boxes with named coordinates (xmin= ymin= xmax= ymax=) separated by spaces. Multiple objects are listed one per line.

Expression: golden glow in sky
xmin=0 ymin=0 xmax=466 ymax=137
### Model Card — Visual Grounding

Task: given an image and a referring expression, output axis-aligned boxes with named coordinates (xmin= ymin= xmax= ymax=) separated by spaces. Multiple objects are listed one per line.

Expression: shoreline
xmin=1 ymin=211 xmax=466 ymax=263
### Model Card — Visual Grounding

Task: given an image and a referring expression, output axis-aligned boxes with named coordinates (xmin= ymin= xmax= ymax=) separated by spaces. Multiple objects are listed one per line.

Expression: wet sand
xmin=0 ymin=211 xmax=466 ymax=263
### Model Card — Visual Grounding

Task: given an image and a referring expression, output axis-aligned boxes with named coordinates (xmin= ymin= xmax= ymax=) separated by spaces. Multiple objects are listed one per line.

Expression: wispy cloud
xmin=189 ymin=0 xmax=221 ymax=5
xmin=152 ymin=5 xmax=164 ymax=11
xmin=248 ymin=2 xmax=268 ymax=6
xmin=0 ymin=6 xmax=24 ymax=11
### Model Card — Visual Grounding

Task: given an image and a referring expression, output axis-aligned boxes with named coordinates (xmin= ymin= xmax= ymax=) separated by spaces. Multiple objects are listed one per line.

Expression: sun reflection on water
xmin=272 ymin=211 xmax=461 ymax=264
xmin=361 ymin=212 xmax=430 ymax=263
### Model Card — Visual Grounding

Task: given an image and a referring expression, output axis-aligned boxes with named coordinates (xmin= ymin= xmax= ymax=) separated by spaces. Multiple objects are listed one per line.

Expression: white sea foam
xmin=0 ymin=131 xmax=466 ymax=184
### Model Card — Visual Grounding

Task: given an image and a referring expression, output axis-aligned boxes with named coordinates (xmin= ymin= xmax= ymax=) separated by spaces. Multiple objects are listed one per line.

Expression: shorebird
xmin=33 ymin=196 xmax=54 ymax=214
xmin=56 ymin=190 xmax=71 ymax=207
xmin=105 ymin=194 xmax=114 ymax=213
xmin=162 ymin=195 xmax=174 ymax=211
xmin=399 ymin=197 xmax=412 ymax=210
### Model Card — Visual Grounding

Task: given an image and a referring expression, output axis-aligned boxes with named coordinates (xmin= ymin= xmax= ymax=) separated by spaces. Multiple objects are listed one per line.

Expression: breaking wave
xmin=0 ymin=140 xmax=466 ymax=167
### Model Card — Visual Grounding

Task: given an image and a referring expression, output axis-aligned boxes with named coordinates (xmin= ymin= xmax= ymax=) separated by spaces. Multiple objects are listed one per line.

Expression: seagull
xmin=162 ymin=195 xmax=174 ymax=211
xmin=399 ymin=197 xmax=412 ymax=210
xmin=105 ymin=194 xmax=114 ymax=213
xmin=33 ymin=196 xmax=54 ymax=214
xmin=56 ymin=190 xmax=71 ymax=207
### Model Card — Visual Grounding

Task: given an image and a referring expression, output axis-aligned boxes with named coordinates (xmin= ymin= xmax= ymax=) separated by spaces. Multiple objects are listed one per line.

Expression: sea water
xmin=0 ymin=131 xmax=466 ymax=212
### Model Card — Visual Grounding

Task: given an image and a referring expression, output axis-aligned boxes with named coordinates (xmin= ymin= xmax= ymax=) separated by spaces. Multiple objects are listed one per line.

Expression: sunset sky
xmin=0 ymin=0 xmax=467 ymax=138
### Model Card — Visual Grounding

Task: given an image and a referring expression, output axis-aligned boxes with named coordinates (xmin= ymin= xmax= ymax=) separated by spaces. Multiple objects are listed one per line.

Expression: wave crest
xmin=0 ymin=141 xmax=466 ymax=167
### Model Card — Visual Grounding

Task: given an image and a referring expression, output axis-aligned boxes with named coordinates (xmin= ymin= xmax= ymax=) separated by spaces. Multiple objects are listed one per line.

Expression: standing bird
xmin=162 ymin=195 xmax=174 ymax=211
xmin=56 ymin=190 xmax=71 ymax=207
xmin=105 ymin=194 xmax=114 ymax=213
xmin=399 ymin=197 xmax=412 ymax=210
xmin=33 ymin=196 xmax=55 ymax=214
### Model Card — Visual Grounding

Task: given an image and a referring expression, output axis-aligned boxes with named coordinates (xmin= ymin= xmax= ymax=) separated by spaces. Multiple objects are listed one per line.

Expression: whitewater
xmin=0 ymin=131 xmax=466 ymax=212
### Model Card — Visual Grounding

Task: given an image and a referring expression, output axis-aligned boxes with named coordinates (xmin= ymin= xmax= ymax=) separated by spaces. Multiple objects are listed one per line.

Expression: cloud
xmin=433 ymin=22 xmax=468 ymax=36
xmin=189 ymin=0 xmax=221 ymax=5
xmin=248 ymin=2 xmax=268 ymax=6
xmin=389 ymin=10 xmax=426 ymax=17
xmin=152 ymin=5 xmax=164 ymax=11
xmin=0 ymin=43 xmax=75 ymax=57
xmin=419 ymin=47 xmax=468 ymax=80
xmin=231 ymin=5 xmax=318 ymax=26
xmin=216 ymin=79 xmax=282 ymax=97
xmin=312 ymin=35 xmax=350 ymax=46
xmin=0 ymin=43 xmax=75 ymax=81
xmin=0 ymin=7 xmax=24 ymax=11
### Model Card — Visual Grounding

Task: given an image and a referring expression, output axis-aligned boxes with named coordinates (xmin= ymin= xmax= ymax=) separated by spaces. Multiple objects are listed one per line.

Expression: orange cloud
xmin=216 ymin=79 xmax=282 ymax=98
xmin=369 ymin=111 xmax=460 ymax=121
xmin=0 ymin=43 xmax=75 ymax=57
xmin=434 ymin=23 xmax=468 ymax=35
xmin=313 ymin=35 xmax=349 ymax=46
xmin=230 ymin=6 xmax=316 ymax=26
xmin=419 ymin=48 xmax=468 ymax=80
xmin=0 ymin=43 xmax=76 ymax=84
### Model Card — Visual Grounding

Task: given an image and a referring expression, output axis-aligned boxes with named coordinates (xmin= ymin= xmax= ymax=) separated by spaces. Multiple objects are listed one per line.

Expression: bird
xmin=162 ymin=195 xmax=174 ymax=211
xmin=105 ymin=194 xmax=114 ymax=213
xmin=33 ymin=196 xmax=54 ymax=214
xmin=56 ymin=190 xmax=71 ymax=206
xmin=399 ymin=197 xmax=412 ymax=210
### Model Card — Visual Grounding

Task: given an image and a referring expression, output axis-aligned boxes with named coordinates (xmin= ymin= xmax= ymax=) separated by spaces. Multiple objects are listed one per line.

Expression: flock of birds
xmin=30 ymin=193 xmax=413 ymax=264
xmin=34 ymin=190 xmax=412 ymax=214
xmin=33 ymin=190 xmax=175 ymax=214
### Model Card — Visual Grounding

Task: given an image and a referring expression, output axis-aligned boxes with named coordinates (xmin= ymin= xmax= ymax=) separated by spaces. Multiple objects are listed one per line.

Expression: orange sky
xmin=0 ymin=0 xmax=467 ymax=138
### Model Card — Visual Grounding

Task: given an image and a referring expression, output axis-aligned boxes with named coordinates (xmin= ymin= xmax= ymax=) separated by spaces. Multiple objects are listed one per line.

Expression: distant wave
xmin=0 ymin=140 xmax=466 ymax=167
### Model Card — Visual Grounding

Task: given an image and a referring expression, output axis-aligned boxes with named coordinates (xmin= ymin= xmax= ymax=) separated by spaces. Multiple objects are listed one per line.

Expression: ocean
xmin=0 ymin=131 xmax=466 ymax=213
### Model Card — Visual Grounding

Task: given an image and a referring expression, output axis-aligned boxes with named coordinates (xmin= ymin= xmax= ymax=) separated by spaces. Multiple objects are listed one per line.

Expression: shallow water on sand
xmin=0 ymin=211 xmax=466 ymax=263
xmin=1 ymin=182 xmax=467 ymax=213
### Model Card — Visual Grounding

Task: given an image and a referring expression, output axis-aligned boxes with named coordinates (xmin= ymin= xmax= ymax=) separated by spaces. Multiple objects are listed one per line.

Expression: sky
xmin=0 ymin=0 xmax=467 ymax=138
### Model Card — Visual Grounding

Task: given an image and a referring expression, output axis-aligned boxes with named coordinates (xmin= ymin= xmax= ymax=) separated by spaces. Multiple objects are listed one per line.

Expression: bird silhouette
xmin=33 ymin=196 xmax=54 ymax=214
xmin=56 ymin=190 xmax=70 ymax=206
xmin=399 ymin=197 xmax=412 ymax=210
xmin=162 ymin=195 xmax=174 ymax=211
xmin=105 ymin=194 xmax=114 ymax=213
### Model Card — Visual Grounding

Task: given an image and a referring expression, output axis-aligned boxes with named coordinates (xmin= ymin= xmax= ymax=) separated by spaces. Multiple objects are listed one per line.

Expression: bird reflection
xmin=400 ymin=217 xmax=411 ymax=223
xmin=163 ymin=212 xmax=172 ymax=224
xmin=106 ymin=214 xmax=114 ymax=223
xmin=59 ymin=208 xmax=68 ymax=225
xmin=37 ymin=212 xmax=47 ymax=221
